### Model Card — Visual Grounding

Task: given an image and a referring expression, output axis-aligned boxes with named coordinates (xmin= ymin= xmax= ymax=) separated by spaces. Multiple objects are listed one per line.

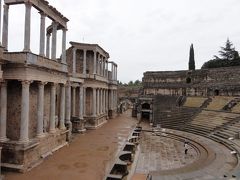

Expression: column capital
xmin=39 ymin=11 xmax=46 ymax=17
xmin=0 ymin=81 xmax=7 ymax=87
xmin=25 ymin=1 xmax=32 ymax=6
xmin=21 ymin=80 xmax=32 ymax=86
xmin=37 ymin=81 xmax=47 ymax=86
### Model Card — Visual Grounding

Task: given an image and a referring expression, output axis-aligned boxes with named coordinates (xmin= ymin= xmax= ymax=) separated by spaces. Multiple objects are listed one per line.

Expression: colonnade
xmin=110 ymin=62 xmax=117 ymax=81
xmin=1 ymin=1 xmax=67 ymax=63
xmin=72 ymin=48 xmax=110 ymax=78
xmin=0 ymin=81 xmax=75 ymax=143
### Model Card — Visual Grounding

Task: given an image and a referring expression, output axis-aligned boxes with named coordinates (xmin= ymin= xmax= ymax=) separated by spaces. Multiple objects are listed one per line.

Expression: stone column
xmin=83 ymin=87 xmax=86 ymax=116
xmin=51 ymin=21 xmax=58 ymax=60
xmin=103 ymin=89 xmax=106 ymax=113
xmin=39 ymin=12 xmax=46 ymax=56
xmin=96 ymin=88 xmax=99 ymax=115
xmin=59 ymin=84 xmax=65 ymax=130
xmin=46 ymin=33 xmax=50 ymax=58
xmin=72 ymin=86 xmax=76 ymax=116
xmin=115 ymin=65 xmax=117 ymax=81
xmin=37 ymin=82 xmax=45 ymax=137
xmin=106 ymin=61 xmax=108 ymax=79
xmin=101 ymin=89 xmax=103 ymax=114
xmin=0 ymin=81 xmax=8 ymax=142
xmin=65 ymin=83 xmax=71 ymax=124
xmin=65 ymin=83 xmax=72 ymax=140
xmin=106 ymin=89 xmax=109 ymax=113
xmin=83 ymin=50 xmax=87 ymax=76
xmin=2 ymin=4 xmax=9 ymax=50
xmin=93 ymin=51 xmax=97 ymax=75
xmin=19 ymin=80 xmax=31 ymax=143
xmin=49 ymin=83 xmax=56 ymax=133
xmin=23 ymin=2 xmax=32 ymax=52
xmin=111 ymin=89 xmax=114 ymax=110
xmin=0 ymin=146 xmax=2 ymax=177
xmin=92 ymin=88 xmax=96 ymax=116
xmin=61 ymin=28 xmax=67 ymax=64
xmin=0 ymin=0 xmax=2 ymax=45
xmin=72 ymin=48 xmax=76 ymax=74
xmin=102 ymin=58 xmax=105 ymax=77
xmin=99 ymin=89 xmax=102 ymax=114
xmin=111 ymin=63 xmax=114 ymax=80
xmin=79 ymin=85 xmax=84 ymax=119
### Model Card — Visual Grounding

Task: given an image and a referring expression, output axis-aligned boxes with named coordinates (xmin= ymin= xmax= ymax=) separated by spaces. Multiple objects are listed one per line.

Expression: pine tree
xmin=188 ymin=44 xmax=195 ymax=70
xmin=216 ymin=38 xmax=238 ymax=60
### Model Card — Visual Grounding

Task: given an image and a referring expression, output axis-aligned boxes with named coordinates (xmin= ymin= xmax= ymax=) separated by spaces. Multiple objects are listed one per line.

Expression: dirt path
xmin=4 ymin=110 xmax=137 ymax=180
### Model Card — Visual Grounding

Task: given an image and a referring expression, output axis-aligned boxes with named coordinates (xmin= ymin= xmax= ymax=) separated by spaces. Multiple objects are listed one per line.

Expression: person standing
xmin=184 ymin=141 xmax=189 ymax=155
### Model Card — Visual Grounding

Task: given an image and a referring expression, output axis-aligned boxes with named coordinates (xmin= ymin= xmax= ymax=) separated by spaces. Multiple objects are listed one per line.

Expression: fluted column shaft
xmin=83 ymin=50 xmax=87 ymax=76
xmin=96 ymin=89 xmax=99 ymax=115
xmin=72 ymin=48 xmax=76 ymax=74
xmin=23 ymin=2 xmax=32 ymax=52
xmin=39 ymin=12 xmax=46 ymax=56
xmin=92 ymin=88 xmax=96 ymax=116
xmin=79 ymin=85 xmax=84 ymax=119
xmin=65 ymin=84 xmax=71 ymax=123
xmin=37 ymin=82 xmax=45 ymax=137
xmin=19 ymin=81 xmax=31 ymax=143
xmin=93 ymin=51 xmax=97 ymax=75
xmin=59 ymin=84 xmax=66 ymax=130
xmin=2 ymin=4 xmax=9 ymax=50
xmin=51 ymin=21 xmax=58 ymax=60
xmin=72 ymin=87 xmax=76 ymax=116
xmin=49 ymin=83 xmax=56 ymax=133
xmin=61 ymin=28 xmax=67 ymax=63
xmin=46 ymin=34 xmax=50 ymax=58
xmin=0 ymin=82 xmax=8 ymax=142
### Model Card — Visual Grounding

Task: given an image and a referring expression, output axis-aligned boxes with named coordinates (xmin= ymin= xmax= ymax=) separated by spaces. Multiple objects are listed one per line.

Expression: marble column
xmin=115 ymin=65 xmax=117 ymax=81
xmin=99 ymin=89 xmax=102 ymax=114
xmin=49 ymin=83 xmax=56 ymax=133
xmin=61 ymin=28 xmax=67 ymax=63
xmin=111 ymin=63 xmax=114 ymax=80
xmin=72 ymin=86 xmax=76 ymax=116
xmin=83 ymin=87 xmax=86 ymax=116
xmin=65 ymin=83 xmax=71 ymax=123
xmin=0 ymin=0 xmax=2 ymax=45
xmin=23 ymin=2 xmax=32 ymax=52
xmin=83 ymin=50 xmax=87 ymax=76
xmin=111 ymin=90 xmax=114 ymax=110
xmin=0 ymin=146 xmax=2 ymax=177
xmin=0 ymin=81 xmax=8 ymax=142
xmin=19 ymin=80 xmax=31 ymax=143
xmin=51 ymin=21 xmax=58 ymax=60
xmin=103 ymin=89 xmax=106 ymax=113
xmin=79 ymin=85 xmax=84 ymax=119
xmin=93 ymin=51 xmax=97 ymax=75
xmin=37 ymin=82 xmax=45 ymax=137
xmin=39 ymin=12 xmax=46 ymax=56
xmin=96 ymin=88 xmax=99 ymax=115
xmin=2 ymin=4 xmax=9 ymax=50
xmin=106 ymin=61 xmax=108 ymax=79
xmin=59 ymin=84 xmax=66 ymax=130
xmin=92 ymin=88 xmax=96 ymax=116
xmin=106 ymin=89 xmax=109 ymax=113
xmin=102 ymin=58 xmax=105 ymax=77
xmin=46 ymin=33 xmax=50 ymax=58
xmin=72 ymin=48 xmax=76 ymax=74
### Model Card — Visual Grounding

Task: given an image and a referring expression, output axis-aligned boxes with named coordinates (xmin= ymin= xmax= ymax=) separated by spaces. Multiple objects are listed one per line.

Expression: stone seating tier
xmin=183 ymin=97 xmax=208 ymax=108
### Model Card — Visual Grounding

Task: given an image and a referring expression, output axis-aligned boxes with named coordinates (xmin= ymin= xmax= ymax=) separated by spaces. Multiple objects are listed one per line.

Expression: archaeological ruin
xmin=0 ymin=0 xmax=118 ymax=173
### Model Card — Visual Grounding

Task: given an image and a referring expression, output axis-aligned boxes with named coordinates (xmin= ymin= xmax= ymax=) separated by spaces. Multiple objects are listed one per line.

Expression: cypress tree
xmin=188 ymin=44 xmax=195 ymax=70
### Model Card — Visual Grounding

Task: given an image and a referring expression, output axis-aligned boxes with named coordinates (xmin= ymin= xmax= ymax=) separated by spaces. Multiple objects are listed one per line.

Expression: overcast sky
xmin=6 ymin=0 xmax=240 ymax=83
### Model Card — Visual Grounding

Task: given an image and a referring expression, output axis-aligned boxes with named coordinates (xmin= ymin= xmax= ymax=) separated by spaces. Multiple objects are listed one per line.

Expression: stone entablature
xmin=143 ymin=66 xmax=240 ymax=96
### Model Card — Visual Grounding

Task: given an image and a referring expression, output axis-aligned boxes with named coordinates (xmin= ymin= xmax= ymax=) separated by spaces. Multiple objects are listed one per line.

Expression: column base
xmin=36 ymin=133 xmax=46 ymax=138
xmin=18 ymin=138 xmax=29 ymax=144
xmin=49 ymin=129 xmax=56 ymax=134
xmin=22 ymin=49 xmax=31 ymax=53
xmin=0 ymin=137 xmax=9 ymax=142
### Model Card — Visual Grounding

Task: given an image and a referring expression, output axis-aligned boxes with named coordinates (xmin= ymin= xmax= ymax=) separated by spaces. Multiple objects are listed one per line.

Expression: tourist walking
xmin=184 ymin=141 xmax=189 ymax=155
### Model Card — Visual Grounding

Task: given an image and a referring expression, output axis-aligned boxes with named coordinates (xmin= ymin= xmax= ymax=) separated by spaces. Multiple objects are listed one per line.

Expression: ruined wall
xmin=143 ymin=66 xmax=240 ymax=96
